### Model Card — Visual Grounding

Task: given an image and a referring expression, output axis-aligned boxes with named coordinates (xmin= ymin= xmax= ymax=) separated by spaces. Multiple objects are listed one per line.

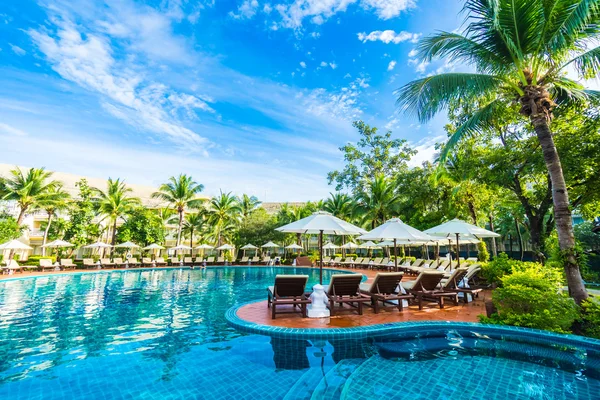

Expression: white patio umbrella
xmin=285 ymin=243 xmax=303 ymax=257
xmin=142 ymin=243 xmax=165 ymax=258
xmin=341 ymin=242 xmax=359 ymax=249
xmin=195 ymin=243 xmax=215 ymax=257
xmin=359 ymin=218 xmax=434 ymax=270
xmin=42 ymin=239 xmax=74 ymax=248
xmin=171 ymin=244 xmax=192 ymax=253
xmin=114 ymin=241 xmax=140 ymax=249
xmin=425 ymin=218 xmax=500 ymax=266
xmin=240 ymin=243 xmax=258 ymax=257
xmin=84 ymin=241 xmax=112 ymax=258
xmin=216 ymin=244 xmax=234 ymax=251
xmin=0 ymin=239 xmax=33 ymax=250
xmin=261 ymin=241 xmax=280 ymax=256
xmin=276 ymin=211 xmax=366 ymax=284
xmin=322 ymin=242 xmax=338 ymax=257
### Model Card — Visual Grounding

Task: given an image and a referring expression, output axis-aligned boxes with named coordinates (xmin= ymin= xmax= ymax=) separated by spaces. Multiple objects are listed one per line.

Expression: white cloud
xmin=408 ymin=48 xmax=418 ymax=58
xmin=384 ymin=117 xmax=399 ymax=130
xmin=263 ymin=3 xmax=273 ymax=13
xmin=320 ymin=61 xmax=328 ymax=67
xmin=360 ymin=0 xmax=415 ymax=19
xmin=297 ymin=77 xmax=370 ymax=122
xmin=0 ymin=122 xmax=28 ymax=136
xmin=407 ymin=135 xmax=445 ymax=167
xmin=408 ymin=58 xmax=429 ymax=73
xmin=310 ymin=32 xmax=321 ymax=38
xmin=329 ymin=62 xmax=338 ymax=69
xmin=387 ymin=60 xmax=396 ymax=71
xmin=230 ymin=0 xmax=260 ymax=19
xmin=28 ymin=20 xmax=213 ymax=150
xmin=10 ymin=44 xmax=26 ymax=56
xmin=358 ymin=30 xmax=420 ymax=44
xmin=300 ymin=61 xmax=307 ymax=68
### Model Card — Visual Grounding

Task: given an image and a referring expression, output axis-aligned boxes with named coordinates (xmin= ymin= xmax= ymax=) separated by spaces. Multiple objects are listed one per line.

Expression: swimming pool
xmin=1 ymin=267 xmax=599 ymax=399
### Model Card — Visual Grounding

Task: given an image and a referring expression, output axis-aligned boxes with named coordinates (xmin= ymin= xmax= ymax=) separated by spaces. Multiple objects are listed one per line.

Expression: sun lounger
xmin=466 ymin=257 xmax=478 ymax=262
xmin=326 ymin=274 xmax=371 ymax=315
xmin=128 ymin=258 xmax=140 ymax=267
xmin=83 ymin=258 xmax=96 ymax=269
xmin=215 ymin=256 xmax=224 ymax=264
xmin=168 ymin=257 xmax=179 ymax=266
xmin=322 ymin=256 xmax=331 ymax=264
xmin=329 ymin=256 xmax=342 ymax=266
xmin=39 ymin=258 xmax=55 ymax=272
xmin=61 ymin=259 xmax=77 ymax=270
xmin=155 ymin=257 xmax=167 ymax=266
xmin=113 ymin=258 xmax=127 ymax=268
xmin=402 ymin=270 xmax=457 ymax=309
xmin=142 ymin=257 xmax=153 ymax=266
xmin=374 ymin=257 xmax=390 ymax=270
xmin=241 ymin=256 xmax=249 ymax=263
xmin=360 ymin=272 xmax=413 ymax=313
xmin=184 ymin=257 xmax=193 ymax=265
xmin=100 ymin=258 xmax=115 ymax=269
xmin=192 ymin=257 xmax=204 ymax=265
xmin=2 ymin=260 xmax=23 ymax=274
xmin=262 ymin=256 xmax=271 ymax=265
xmin=206 ymin=256 xmax=215 ymax=264
xmin=439 ymin=267 xmax=482 ymax=303
xmin=267 ymin=275 xmax=311 ymax=319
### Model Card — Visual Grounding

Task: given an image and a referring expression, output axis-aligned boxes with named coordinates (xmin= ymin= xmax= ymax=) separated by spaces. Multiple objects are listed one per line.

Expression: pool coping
xmin=226 ymin=300 xmax=600 ymax=349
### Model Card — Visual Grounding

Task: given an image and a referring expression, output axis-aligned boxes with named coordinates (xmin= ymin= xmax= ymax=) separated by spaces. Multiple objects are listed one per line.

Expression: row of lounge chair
xmin=321 ymin=256 xmax=479 ymax=272
xmin=267 ymin=267 xmax=484 ymax=319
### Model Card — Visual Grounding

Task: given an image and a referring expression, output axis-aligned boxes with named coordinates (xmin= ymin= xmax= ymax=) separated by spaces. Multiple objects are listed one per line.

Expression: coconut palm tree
xmin=40 ymin=184 xmax=71 ymax=255
xmin=354 ymin=174 xmax=401 ymax=229
xmin=395 ymin=0 xmax=599 ymax=304
xmin=94 ymin=178 xmax=141 ymax=246
xmin=182 ymin=211 xmax=208 ymax=248
xmin=208 ymin=191 xmax=241 ymax=246
xmin=238 ymin=194 xmax=261 ymax=218
xmin=152 ymin=175 xmax=205 ymax=246
xmin=323 ymin=193 xmax=355 ymax=220
xmin=0 ymin=167 xmax=61 ymax=225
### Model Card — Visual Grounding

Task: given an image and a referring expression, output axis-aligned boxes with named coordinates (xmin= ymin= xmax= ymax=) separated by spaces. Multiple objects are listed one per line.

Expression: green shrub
xmin=580 ymin=298 xmax=600 ymax=339
xmin=481 ymin=265 xmax=577 ymax=334
xmin=23 ymin=255 xmax=56 ymax=266
xmin=477 ymin=241 xmax=489 ymax=262
xmin=479 ymin=253 xmax=512 ymax=285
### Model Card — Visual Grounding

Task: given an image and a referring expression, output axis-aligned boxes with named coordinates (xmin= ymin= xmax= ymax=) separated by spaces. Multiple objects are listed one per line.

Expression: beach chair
xmin=241 ymin=256 xmax=249 ymax=263
xmin=61 ymin=259 xmax=77 ymax=270
xmin=193 ymin=257 xmax=204 ymax=266
xmin=113 ymin=258 xmax=125 ymax=268
xmin=3 ymin=260 xmax=23 ymax=274
xmin=402 ymin=270 xmax=456 ymax=310
xmin=322 ymin=256 xmax=331 ymax=265
xmin=216 ymin=256 xmax=225 ymax=264
xmin=369 ymin=258 xmax=382 ymax=269
xmin=267 ymin=275 xmax=311 ymax=319
xmin=262 ymin=256 xmax=271 ymax=265
xmin=128 ymin=258 xmax=140 ymax=267
xmin=374 ymin=257 xmax=390 ymax=270
xmin=360 ymin=272 xmax=413 ymax=313
xmin=206 ymin=256 xmax=215 ymax=264
xmin=142 ymin=257 xmax=153 ymax=266
xmin=83 ymin=258 xmax=96 ymax=269
xmin=184 ymin=257 xmax=193 ymax=265
xmin=329 ymin=256 xmax=342 ymax=266
xmin=326 ymin=274 xmax=371 ymax=316
xmin=39 ymin=258 xmax=55 ymax=272
xmin=439 ymin=267 xmax=482 ymax=303
xmin=250 ymin=256 xmax=259 ymax=264
xmin=466 ymin=257 xmax=478 ymax=263
xmin=168 ymin=257 xmax=180 ymax=266
xmin=155 ymin=257 xmax=167 ymax=266
xmin=101 ymin=258 xmax=115 ymax=269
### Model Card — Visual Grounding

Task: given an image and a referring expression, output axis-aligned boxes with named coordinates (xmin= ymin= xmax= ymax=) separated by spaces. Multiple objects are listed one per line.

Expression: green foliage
xmin=0 ymin=214 xmax=24 ymax=243
xmin=477 ymin=240 xmax=489 ymax=262
xmin=234 ymin=208 xmax=284 ymax=250
xmin=327 ymin=120 xmax=416 ymax=192
xmin=116 ymin=208 xmax=165 ymax=246
xmin=94 ymin=178 xmax=141 ymax=244
xmin=580 ymin=298 xmax=600 ymax=339
xmin=481 ymin=264 xmax=578 ymax=334
xmin=574 ymin=222 xmax=600 ymax=253
xmin=63 ymin=179 xmax=96 ymax=247
xmin=480 ymin=253 xmax=554 ymax=286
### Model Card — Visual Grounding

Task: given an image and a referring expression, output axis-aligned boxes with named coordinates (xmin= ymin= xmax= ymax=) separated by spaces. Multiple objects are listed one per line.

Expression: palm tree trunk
xmin=42 ymin=213 xmax=53 ymax=256
xmin=16 ymin=206 xmax=27 ymax=226
xmin=111 ymin=219 xmax=118 ymax=246
xmin=190 ymin=228 xmax=193 ymax=248
xmin=488 ymin=214 xmax=497 ymax=258
xmin=514 ymin=217 xmax=523 ymax=261
xmin=176 ymin=210 xmax=183 ymax=246
xmin=532 ymin=117 xmax=588 ymax=304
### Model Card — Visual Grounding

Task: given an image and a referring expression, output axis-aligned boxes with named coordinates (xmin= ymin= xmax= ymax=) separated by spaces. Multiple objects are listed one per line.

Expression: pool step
xmin=309 ymin=358 xmax=365 ymax=400
xmin=282 ymin=367 xmax=330 ymax=400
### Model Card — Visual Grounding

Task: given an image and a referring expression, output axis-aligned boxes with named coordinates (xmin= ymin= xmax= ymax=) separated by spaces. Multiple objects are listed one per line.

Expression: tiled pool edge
xmin=226 ymin=300 xmax=600 ymax=349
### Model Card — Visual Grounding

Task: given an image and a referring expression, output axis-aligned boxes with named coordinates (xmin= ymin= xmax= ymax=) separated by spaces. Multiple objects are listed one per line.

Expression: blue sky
xmin=0 ymin=0 xmax=464 ymax=201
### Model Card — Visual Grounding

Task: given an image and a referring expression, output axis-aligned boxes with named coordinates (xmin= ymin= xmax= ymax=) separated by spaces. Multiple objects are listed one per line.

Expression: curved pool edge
xmin=226 ymin=300 xmax=600 ymax=349
xmin=0 ymin=265 xmax=359 ymax=283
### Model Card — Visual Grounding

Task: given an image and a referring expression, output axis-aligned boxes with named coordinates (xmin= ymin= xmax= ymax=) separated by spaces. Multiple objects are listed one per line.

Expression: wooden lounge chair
xmin=215 ymin=256 xmax=224 ymax=264
xmin=142 ymin=257 xmax=153 ymax=267
xmin=329 ymin=256 xmax=342 ymax=266
xmin=267 ymin=275 xmax=311 ymax=319
xmin=206 ymin=256 xmax=215 ymax=264
xmin=113 ymin=258 xmax=126 ymax=268
xmin=360 ymin=272 xmax=413 ymax=313
xmin=155 ymin=257 xmax=167 ymax=266
xmin=184 ymin=257 xmax=193 ymax=265
xmin=402 ymin=270 xmax=457 ymax=310
xmin=374 ymin=257 xmax=390 ymax=270
xmin=128 ymin=258 xmax=140 ymax=267
xmin=322 ymin=256 xmax=331 ymax=265
xmin=241 ymin=256 xmax=249 ymax=263
xmin=262 ymin=256 xmax=271 ymax=265
xmin=192 ymin=257 xmax=204 ymax=265
xmin=168 ymin=257 xmax=179 ymax=266
xmin=61 ymin=259 xmax=77 ymax=270
xmin=326 ymin=274 xmax=371 ymax=315
xmin=250 ymin=256 xmax=259 ymax=264
xmin=39 ymin=258 xmax=55 ymax=272
xmin=83 ymin=258 xmax=96 ymax=269
xmin=3 ymin=260 xmax=23 ymax=274
xmin=439 ymin=267 xmax=482 ymax=303
xmin=101 ymin=258 xmax=115 ymax=269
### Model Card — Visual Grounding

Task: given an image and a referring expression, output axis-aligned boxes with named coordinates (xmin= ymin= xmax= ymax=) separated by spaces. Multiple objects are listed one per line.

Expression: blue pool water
xmin=1 ymin=267 xmax=599 ymax=400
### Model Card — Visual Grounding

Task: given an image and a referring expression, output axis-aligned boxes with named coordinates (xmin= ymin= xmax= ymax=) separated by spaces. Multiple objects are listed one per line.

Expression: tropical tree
xmin=63 ymin=179 xmax=96 ymax=247
xmin=182 ymin=211 xmax=208 ymax=248
xmin=323 ymin=193 xmax=355 ymax=220
xmin=40 ymin=184 xmax=71 ymax=255
xmin=238 ymin=194 xmax=261 ymax=219
xmin=395 ymin=0 xmax=600 ymax=304
xmin=208 ymin=191 xmax=241 ymax=246
xmin=152 ymin=175 xmax=205 ymax=246
xmin=94 ymin=178 xmax=141 ymax=246
xmin=0 ymin=167 xmax=61 ymax=225
xmin=354 ymin=174 xmax=401 ymax=229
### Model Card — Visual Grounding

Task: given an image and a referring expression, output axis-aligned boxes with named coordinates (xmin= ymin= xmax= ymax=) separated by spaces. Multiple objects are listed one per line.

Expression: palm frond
xmin=395 ymin=73 xmax=503 ymax=123
xmin=495 ymin=0 xmax=545 ymax=56
xmin=562 ymin=45 xmax=600 ymax=78
xmin=549 ymin=76 xmax=589 ymax=104
xmin=439 ymin=100 xmax=503 ymax=163
xmin=543 ymin=0 xmax=600 ymax=51
xmin=417 ymin=31 xmax=511 ymax=74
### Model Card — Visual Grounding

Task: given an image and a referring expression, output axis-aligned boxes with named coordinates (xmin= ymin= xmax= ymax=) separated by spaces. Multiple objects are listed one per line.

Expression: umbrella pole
xmin=394 ymin=239 xmax=398 ymax=272
xmin=319 ymin=230 xmax=324 ymax=285
xmin=456 ymin=233 xmax=460 ymax=267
